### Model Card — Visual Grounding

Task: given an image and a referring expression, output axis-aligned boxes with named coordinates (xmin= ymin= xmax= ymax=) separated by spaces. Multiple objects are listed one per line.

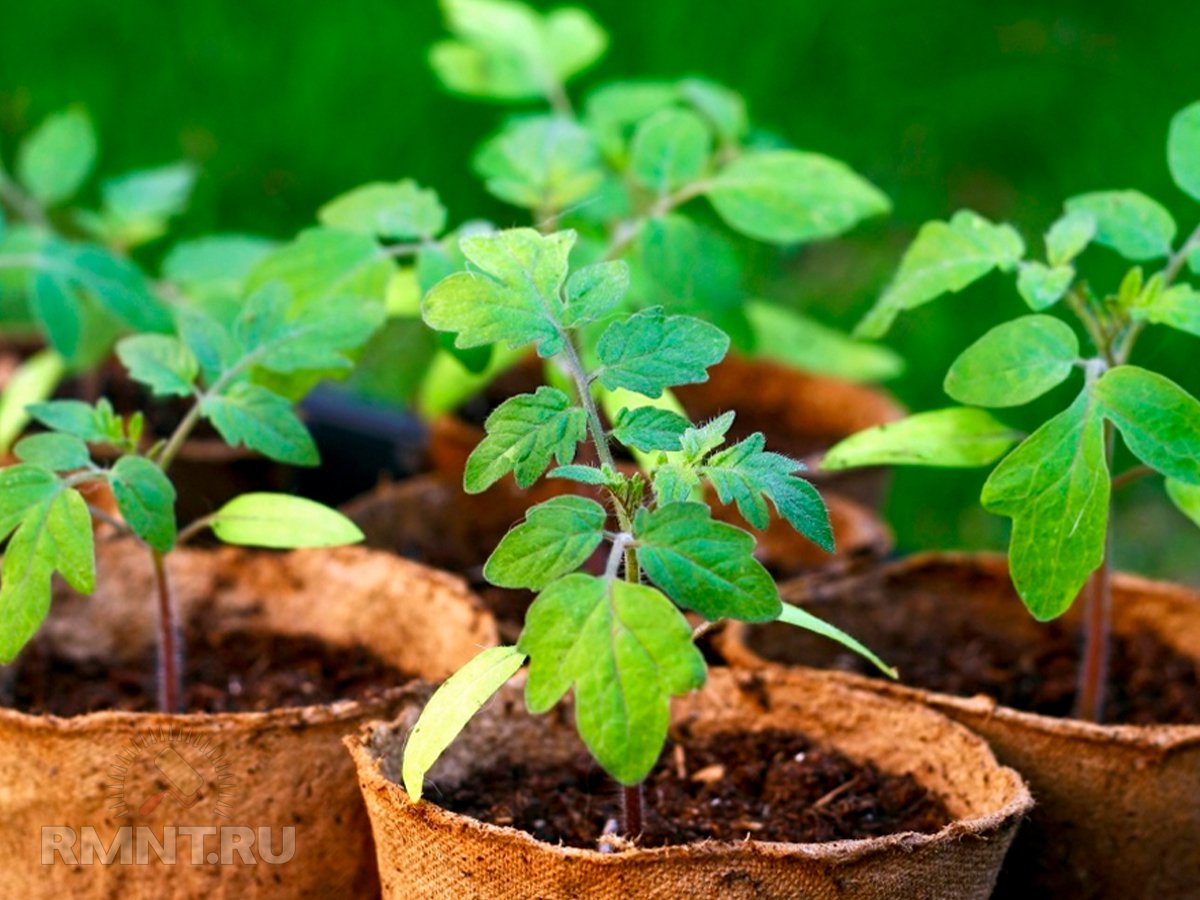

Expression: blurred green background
xmin=2 ymin=0 xmax=1197 ymax=580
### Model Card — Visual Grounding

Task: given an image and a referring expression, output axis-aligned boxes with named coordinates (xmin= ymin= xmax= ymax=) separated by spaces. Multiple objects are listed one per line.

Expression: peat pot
xmin=717 ymin=553 xmax=1200 ymax=899
xmin=348 ymin=667 xmax=1031 ymax=899
xmin=0 ymin=536 xmax=497 ymax=898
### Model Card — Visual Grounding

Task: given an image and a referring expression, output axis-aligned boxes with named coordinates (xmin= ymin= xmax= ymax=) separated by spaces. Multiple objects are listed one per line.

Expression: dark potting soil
xmin=760 ymin=604 xmax=1200 ymax=725
xmin=438 ymin=726 xmax=951 ymax=849
xmin=3 ymin=624 xmax=411 ymax=717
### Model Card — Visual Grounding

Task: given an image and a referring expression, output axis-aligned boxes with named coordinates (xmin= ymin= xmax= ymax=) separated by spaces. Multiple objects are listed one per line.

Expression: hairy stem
xmin=155 ymin=402 xmax=203 ymax=473
xmin=151 ymin=550 xmax=182 ymax=713
xmin=1075 ymin=419 xmax=1115 ymax=722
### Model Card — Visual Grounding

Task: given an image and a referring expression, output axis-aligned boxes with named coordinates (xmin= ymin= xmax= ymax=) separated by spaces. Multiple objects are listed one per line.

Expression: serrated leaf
xmin=464 ymin=386 xmax=586 ymax=492
xmin=1130 ymin=284 xmax=1200 ymax=337
xmin=14 ymin=434 xmax=90 ymax=471
xmin=1168 ymin=101 xmax=1200 ymax=202
xmin=246 ymin=227 xmax=392 ymax=313
xmin=25 ymin=400 xmax=110 ymax=443
xmin=944 ymin=315 xmax=1079 ymax=408
xmin=403 ymin=645 xmax=527 ymax=801
xmin=704 ymin=433 xmax=834 ymax=551
xmin=547 ymin=464 xmax=610 ymax=485
xmin=1095 ymin=365 xmax=1200 ymax=485
xmin=596 ymin=308 xmax=729 ymax=398
xmin=16 ymin=107 xmax=97 ymax=205
xmin=706 ymin=150 xmax=890 ymax=245
xmin=116 ymin=334 xmax=199 ymax=398
xmin=823 ymin=408 xmax=1021 ymax=470
xmin=235 ymin=282 xmax=383 ymax=374
xmin=611 ymin=406 xmax=690 ymax=452
xmin=176 ymin=307 xmax=239 ymax=384
xmin=209 ymin=493 xmax=364 ymax=548
xmin=982 ymin=389 xmax=1108 ymax=620
xmin=652 ymin=463 xmax=701 ymax=505
xmin=201 ymin=383 xmax=319 ymax=466
xmin=635 ymin=501 xmax=780 ymax=621
xmin=680 ymin=410 xmax=736 ymax=462
xmin=318 ymin=180 xmax=446 ymax=240
xmin=518 ymin=574 xmax=704 ymax=784
xmin=629 ymin=108 xmax=712 ymax=194
xmin=484 ymin=495 xmax=607 ymax=589
xmin=422 ymin=228 xmax=573 ymax=356
xmin=856 ymin=211 xmax=1025 ymax=339
xmin=110 ymin=455 xmax=177 ymax=552
xmin=778 ymin=602 xmax=895 ymax=678
xmin=0 ymin=465 xmax=59 ymax=540
xmin=746 ymin=301 xmax=903 ymax=382
xmin=474 ymin=116 xmax=602 ymax=212
xmin=563 ymin=259 xmax=628 ymax=328
xmin=0 ymin=486 xmax=95 ymax=662
xmin=1064 ymin=191 xmax=1175 ymax=261
xmin=1017 ymin=262 xmax=1075 ymax=311
xmin=1045 ymin=210 xmax=1096 ymax=266
xmin=431 ymin=0 xmax=606 ymax=101
xmin=35 ymin=241 xmax=171 ymax=334
xmin=0 ymin=350 xmax=64 ymax=455
xmin=1167 ymin=479 xmax=1200 ymax=529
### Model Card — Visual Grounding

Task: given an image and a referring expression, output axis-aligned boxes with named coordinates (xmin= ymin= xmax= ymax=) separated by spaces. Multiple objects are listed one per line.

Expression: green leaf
xmin=746 ymin=301 xmax=902 ymax=383
xmin=678 ymin=78 xmax=747 ymax=145
xmin=1064 ymin=191 xmax=1175 ymax=261
xmin=706 ymin=150 xmax=890 ymax=245
xmin=116 ymin=334 xmax=199 ymax=398
xmin=596 ymin=308 xmax=729 ymax=398
xmin=318 ymin=180 xmax=446 ymax=240
xmin=629 ymin=108 xmax=711 ymax=194
xmin=0 ymin=350 xmax=64 ymax=455
xmin=0 ymin=486 xmax=95 ymax=662
xmin=234 ymin=282 xmax=383 ymax=374
xmin=1168 ymin=101 xmax=1200 ymax=202
xmin=403 ymin=645 xmax=527 ymax=802
xmin=474 ymin=116 xmax=602 ymax=212
xmin=1017 ymin=262 xmax=1075 ymax=311
xmin=201 ymin=383 xmax=319 ymax=466
xmin=163 ymin=234 xmax=277 ymax=295
xmin=651 ymin=463 xmax=701 ymax=505
xmin=518 ymin=575 xmax=705 ymax=784
xmin=635 ymin=501 xmax=780 ymax=621
xmin=431 ymin=0 xmax=606 ymax=101
xmin=944 ymin=315 xmax=1079 ymax=408
xmin=547 ymin=464 xmax=611 ymax=486
xmin=0 ymin=465 xmax=59 ymax=540
xmin=14 ymin=434 xmax=90 ymax=471
xmin=704 ymin=434 xmax=834 ymax=551
xmin=1045 ymin=210 xmax=1096 ymax=266
xmin=26 ymin=399 xmax=112 ymax=444
xmin=982 ymin=390 xmax=1108 ymax=620
xmin=110 ymin=456 xmax=177 ymax=552
xmin=584 ymin=81 xmax=681 ymax=161
xmin=1129 ymin=284 xmax=1200 ymax=338
xmin=209 ymin=493 xmax=364 ymax=548
xmin=855 ymin=210 xmax=1025 ymax=339
xmin=16 ymin=107 xmax=97 ymax=205
xmin=464 ymin=386 xmax=586 ymax=492
xmin=611 ymin=406 xmax=690 ymax=452
xmin=1095 ymin=365 xmax=1200 ymax=485
xmin=246 ymin=227 xmax=392 ymax=313
xmin=484 ymin=495 xmax=607 ymax=589
xmin=823 ymin=408 xmax=1022 ymax=470
xmin=96 ymin=162 xmax=196 ymax=245
xmin=778 ymin=602 xmax=896 ymax=678
xmin=422 ymin=228 xmax=573 ymax=356
xmin=563 ymin=259 xmax=629 ymax=328
xmin=1167 ymin=479 xmax=1200 ymax=529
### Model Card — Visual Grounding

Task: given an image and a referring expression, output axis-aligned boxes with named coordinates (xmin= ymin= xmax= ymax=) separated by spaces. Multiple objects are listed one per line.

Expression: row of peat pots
xmin=0 ymin=357 xmax=1192 ymax=898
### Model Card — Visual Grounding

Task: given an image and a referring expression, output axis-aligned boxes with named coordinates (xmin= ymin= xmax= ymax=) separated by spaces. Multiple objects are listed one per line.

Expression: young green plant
xmin=400 ymin=226 xmax=893 ymax=837
xmin=0 ymin=278 xmax=381 ymax=712
xmin=303 ymin=0 xmax=900 ymax=417
xmin=825 ymin=100 xmax=1200 ymax=723
xmin=0 ymin=105 xmax=199 ymax=450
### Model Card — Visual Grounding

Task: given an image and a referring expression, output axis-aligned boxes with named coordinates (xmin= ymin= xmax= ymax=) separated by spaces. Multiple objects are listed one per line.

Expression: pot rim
xmin=725 ymin=550 xmax=1200 ymax=751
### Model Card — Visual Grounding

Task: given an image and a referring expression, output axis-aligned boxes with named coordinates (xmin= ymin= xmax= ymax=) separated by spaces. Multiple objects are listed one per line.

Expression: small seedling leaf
xmin=318 ymin=180 xmax=446 ymax=241
xmin=1168 ymin=101 xmax=1200 ymax=202
xmin=944 ymin=314 xmax=1079 ymax=408
xmin=210 ymin=493 xmax=364 ymax=548
xmin=201 ymin=383 xmax=319 ymax=466
xmin=484 ymin=495 xmax=607 ymax=589
xmin=610 ymin=406 xmax=690 ymax=452
xmin=16 ymin=107 xmax=97 ymax=206
xmin=596 ymin=307 xmax=729 ymax=398
xmin=1064 ymin=191 xmax=1175 ymax=262
xmin=464 ymin=387 xmax=587 ymax=492
xmin=1095 ymin=365 xmax=1200 ymax=485
xmin=117 ymin=334 xmax=199 ymax=398
xmin=822 ymin=408 xmax=1021 ymax=470
xmin=110 ymin=455 xmax=177 ymax=552
xmin=778 ymin=602 xmax=896 ymax=678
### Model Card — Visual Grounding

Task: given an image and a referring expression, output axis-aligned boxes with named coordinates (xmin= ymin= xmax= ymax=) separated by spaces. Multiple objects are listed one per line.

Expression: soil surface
xmin=748 ymin=593 xmax=1200 ymax=725
xmin=438 ymin=726 xmax=951 ymax=849
xmin=3 ymin=622 xmax=411 ymax=716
